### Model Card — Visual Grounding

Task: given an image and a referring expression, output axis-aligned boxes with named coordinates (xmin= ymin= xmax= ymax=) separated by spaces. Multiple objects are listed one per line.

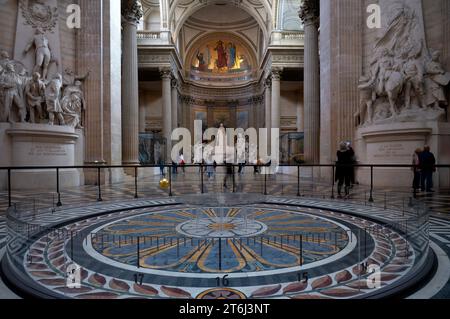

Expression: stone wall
xmin=320 ymin=0 xmax=363 ymax=165
xmin=0 ymin=0 xmax=78 ymax=71
xmin=0 ymin=1 xmax=18 ymax=55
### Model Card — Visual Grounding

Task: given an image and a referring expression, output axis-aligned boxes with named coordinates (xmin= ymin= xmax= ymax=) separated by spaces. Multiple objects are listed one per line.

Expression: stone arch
xmin=168 ymin=0 xmax=271 ymax=43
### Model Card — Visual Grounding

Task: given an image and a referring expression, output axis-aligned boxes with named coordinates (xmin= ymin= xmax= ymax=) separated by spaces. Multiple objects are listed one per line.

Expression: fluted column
xmin=171 ymin=78 xmax=178 ymax=129
xmin=271 ymin=70 xmax=281 ymax=131
xmin=139 ymin=102 xmax=146 ymax=132
xmin=78 ymin=0 xmax=105 ymax=165
xmin=265 ymin=78 xmax=272 ymax=129
xmin=161 ymin=69 xmax=172 ymax=162
xmin=300 ymin=0 xmax=320 ymax=164
xmin=121 ymin=0 xmax=143 ymax=165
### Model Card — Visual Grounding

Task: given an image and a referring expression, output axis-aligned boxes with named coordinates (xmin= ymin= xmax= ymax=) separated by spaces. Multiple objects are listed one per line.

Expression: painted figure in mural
xmin=23 ymin=28 xmax=56 ymax=80
xmin=25 ymin=72 xmax=46 ymax=123
xmin=205 ymin=45 xmax=211 ymax=67
xmin=196 ymin=50 xmax=208 ymax=72
xmin=227 ymin=42 xmax=236 ymax=69
xmin=214 ymin=41 xmax=228 ymax=69
xmin=424 ymin=50 xmax=450 ymax=110
xmin=61 ymin=80 xmax=85 ymax=129
xmin=0 ymin=63 xmax=27 ymax=123
xmin=45 ymin=73 xmax=65 ymax=125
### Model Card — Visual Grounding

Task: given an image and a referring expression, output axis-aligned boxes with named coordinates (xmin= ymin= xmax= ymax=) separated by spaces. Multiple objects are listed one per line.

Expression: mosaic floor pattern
xmin=3 ymin=196 xmax=426 ymax=299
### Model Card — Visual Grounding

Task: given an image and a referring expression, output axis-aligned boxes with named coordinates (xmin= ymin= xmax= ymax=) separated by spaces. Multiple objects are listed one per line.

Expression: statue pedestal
xmin=355 ymin=122 xmax=450 ymax=188
xmin=0 ymin=123 xmax=82 ymax=190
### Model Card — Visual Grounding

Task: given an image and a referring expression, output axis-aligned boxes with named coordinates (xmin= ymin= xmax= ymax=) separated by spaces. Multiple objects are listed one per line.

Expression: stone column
xmin=139 ymin=101 xmax=146 ymax=133
xmin=161 ymin=69 xmax=172 ymax=162
xmin=121 ymin=0 xmax=143 ymax=165
xmin=265 ymin=78 xmax=272 ymax=129
xmin=78 ymin=0 xmax=105 ymax=165
xmin=300 ymin=0 xmax=321 ymax=164
xmin=171 ymin=78 xmax=178 ymax=129
xmin=271 ymin=70 xmax=281 ymax=131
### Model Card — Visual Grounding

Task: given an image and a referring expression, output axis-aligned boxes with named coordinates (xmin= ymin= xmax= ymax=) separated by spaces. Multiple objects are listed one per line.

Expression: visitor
xmin=335 ymin=142 xmax=353 ymax=198
xmin=204 ymin=148 xmax=215 ymax=180
xmin=158 ymin=158 xmax=165 ymax=177
xmin=179 ymin=153 xmax=185 ymax=174
xmin=411 ymin=148 xmax=422 ymax=192
xmin=206 ymin=162 xmax=215 ymax=180
xmin=419 ymin=146 xmax=436 ymax=192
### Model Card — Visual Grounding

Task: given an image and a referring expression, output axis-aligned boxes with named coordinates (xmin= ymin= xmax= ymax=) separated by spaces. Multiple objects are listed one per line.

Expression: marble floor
xmin=0 ymin=169 xmax=449 ymax=298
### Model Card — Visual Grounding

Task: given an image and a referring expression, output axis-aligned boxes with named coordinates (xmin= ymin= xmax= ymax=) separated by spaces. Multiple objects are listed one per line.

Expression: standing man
xmin=0 ymin=63 xmax=26 ymax=123
xmin=25 ymin=72 xmax=46 ymax=123
xmin=23 ymin=28 xmax=56 ymax=80
xmin=335 ymin=142 xmax=353 ymax=198
xmin=419 ymin=146 xmax=436 ymax=193
xmin=45 ymin=74 xmax=65 ymax=125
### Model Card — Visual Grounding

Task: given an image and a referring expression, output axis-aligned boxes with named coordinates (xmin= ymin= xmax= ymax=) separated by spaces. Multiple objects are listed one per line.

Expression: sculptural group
xmin=356 ymin=3 xmax=450 ymax=126
xmin=0 ymin=43 xmax=87 ymax=128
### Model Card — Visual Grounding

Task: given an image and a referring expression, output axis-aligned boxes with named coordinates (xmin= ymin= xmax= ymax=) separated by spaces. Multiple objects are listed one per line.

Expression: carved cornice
xmin=299 ymin=0 xmax=320 ymax=27
xmin=122 ymin=0 xmax=143 ymax=25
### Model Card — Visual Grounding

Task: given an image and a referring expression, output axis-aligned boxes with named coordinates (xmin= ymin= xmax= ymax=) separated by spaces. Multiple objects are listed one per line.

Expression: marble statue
xmin=403 ymin=50 xmax=425 ymax=110
xmin=355 ymin=76 xmax=375 ymax=125
xmin=63 ymin=68 xmax=90 ymax=86
xmin=0 ymin=51 xmax=11 ymax=75
xmin=23 ymin=28 xmax=57 ymax=80
xmin=358 ymin=2 xmax=448 ymax=126
xmin=424 ymin=50 xmax=450 ymax=110
xmin=45 ymin=73 xmax=65 ymax=125
xmin=0 ymin=63 xmax=27 ymax=123
xmin=216 ymin=123 xmax=226 ymax=147
xmin=359 ymin=48 xmax=403 ymax=118
xmin=0 ymin=46 xmax=87 ymax=128
xmin=25 ymin=72 xmax=46 ymax=123
xmin=61 ymin=80 xmax=85 ymax=129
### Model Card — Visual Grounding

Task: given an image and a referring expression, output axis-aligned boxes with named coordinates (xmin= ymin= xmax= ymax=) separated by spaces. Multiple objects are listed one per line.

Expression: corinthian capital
xmin=122 ymin=0 xmax=143 ymax=25
xmin=299 ymin=0 xmax=320 ymax=26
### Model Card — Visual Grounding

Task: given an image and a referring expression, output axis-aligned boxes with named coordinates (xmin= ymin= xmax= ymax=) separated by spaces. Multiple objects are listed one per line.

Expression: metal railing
xmin=1 ymin=163 xmax=449 ymax=209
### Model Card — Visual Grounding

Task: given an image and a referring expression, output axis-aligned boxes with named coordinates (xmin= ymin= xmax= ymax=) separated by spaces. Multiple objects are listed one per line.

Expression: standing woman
xmin=412 ymin=148 xmax=422 ymax=192
xmin=335 ymin=142 xmax=353 ymax=198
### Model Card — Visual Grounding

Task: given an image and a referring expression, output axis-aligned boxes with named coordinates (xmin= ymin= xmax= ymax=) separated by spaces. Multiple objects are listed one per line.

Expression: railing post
xmin=56 ymin=168 xmax=62 ymax=207
xmin=7 ymin=168 xmax=12 ymax=207
xmin=218 ymin=238 xmax=222 ymax=271
xmin=232 ymin=165 xmax=236 ymax=193
xmin=264 ymin=171 xmax=267 ymax=195
xmin=331 ymin=165 xmax=335 ymax=199
xmin=200 ymin=163 xmax=204 ymax=194
xmin=300 ymin=235 xmax=303 ymax=266
xmin=134 ymin=166 xmax=138 ymax=199
xmin=369 ymin=165 xmax=374 ymax=203
xmin=137 ymin=236 xmax=140 ymax=268
xmin=297 ymin=166 xmax=301 ymax=197
xmin=70 ymin=231 xmax=74 ymax=260
xmin=97 ymin=167 xmax=103 ymax=202
xmin=168 ymin=165 xmax=173 ymax=197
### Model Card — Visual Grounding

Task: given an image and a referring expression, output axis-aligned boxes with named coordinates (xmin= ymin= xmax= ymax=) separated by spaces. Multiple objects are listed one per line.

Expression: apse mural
xmin=236 ymin=111 xmax=249 ymax=129
xmin=190 ymin=38 xmax=255 ymax=84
